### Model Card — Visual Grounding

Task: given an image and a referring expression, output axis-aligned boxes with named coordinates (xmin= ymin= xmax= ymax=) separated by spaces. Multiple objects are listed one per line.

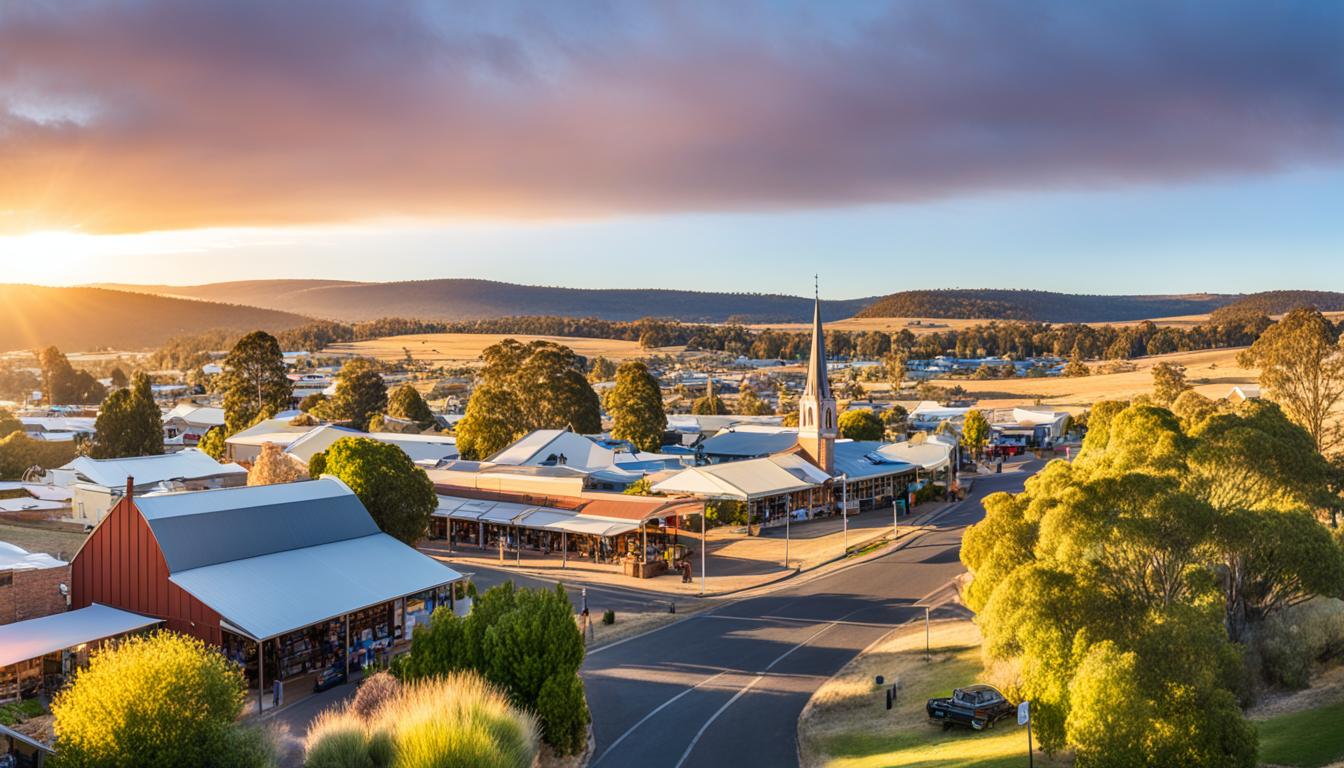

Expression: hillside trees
xmin=90 ymin=372 xmax=163 ymax=458
xmin=1238 ymin=307 xmax=1344 ymax=453
xmin=318 ymin=437 xmax=436 ymax=545
xmin=38 ymin=347 xmax=105 ymax=405
xmin=218 ymin=331 xmax=291 ymax=432
xmin=605 ymin=361 xmax=666 ymax=452
xmin=961 ymin=400 xmax=1344 ymax=766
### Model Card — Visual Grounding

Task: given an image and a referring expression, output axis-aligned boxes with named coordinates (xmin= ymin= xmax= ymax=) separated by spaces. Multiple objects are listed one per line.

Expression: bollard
xmin=875 ymin=675 xmax=885 ymax=686
xmin=885 ymin=688 xmax=893 ymax=710
xmin=668 ymin=601 xmax=676 ymax=614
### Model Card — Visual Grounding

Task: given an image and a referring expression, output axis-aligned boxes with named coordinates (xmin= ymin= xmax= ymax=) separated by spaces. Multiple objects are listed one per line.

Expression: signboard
xmin=1017 ymin=701 xmax=1030 ymax=726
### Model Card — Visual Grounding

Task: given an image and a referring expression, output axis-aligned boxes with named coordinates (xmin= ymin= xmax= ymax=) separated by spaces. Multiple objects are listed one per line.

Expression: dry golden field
xmin=328 ymin=332 xmax=680 ymax=364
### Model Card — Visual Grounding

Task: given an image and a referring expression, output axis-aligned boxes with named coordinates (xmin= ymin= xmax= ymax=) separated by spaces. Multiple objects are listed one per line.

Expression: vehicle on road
xmin=926 ymin=684 xmax=1015 ymax=731
xmin=313 ymin=665 xmax=348 ymax=693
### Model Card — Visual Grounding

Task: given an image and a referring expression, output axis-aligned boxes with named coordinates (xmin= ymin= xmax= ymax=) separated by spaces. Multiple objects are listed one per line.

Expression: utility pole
xmin=924 ymin=606 xmax=931 ymax=661
xmin=701 ymin=504 xmax=707 ymax=596
xmin=784 ymin=505 xmax=791 ymax=570
xmin=841 ymin=474 xmax=849 ymax=554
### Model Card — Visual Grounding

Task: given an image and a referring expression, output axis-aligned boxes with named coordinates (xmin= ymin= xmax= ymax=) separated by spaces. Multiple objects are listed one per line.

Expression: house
xmin=162 ymin=403 xmax=226 ymax=447
xmin=1226 ymin=385 xmax=1261 ymax=404
xmin=18 ymin=417 xmax=96 ymax=443
xmin=284 ymin=424 xmax=459 ymax=467
xmin=0 ymin=542 xmax=69 ymax=625
xmin=223 ymin=417 xmax=320 ymax=463
xmin=70 ymin=477 xmax=461 ymax=709
xmin=696 ymin=425 xmax=800 ymax=463
xmin=45 ymin=450 xmax=247 ymax=525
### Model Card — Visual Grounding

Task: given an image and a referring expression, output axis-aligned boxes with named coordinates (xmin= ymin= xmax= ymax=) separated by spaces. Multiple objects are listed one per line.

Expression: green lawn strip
xmin=0 ymin=698 xmax=47 ymax=726
xmin=1256 ymin=699 xmax=1344 ymax=768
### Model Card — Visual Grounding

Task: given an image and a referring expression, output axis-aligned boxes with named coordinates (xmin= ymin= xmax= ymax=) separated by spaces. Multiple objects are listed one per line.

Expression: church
xmin=652 ymin=294 xmax=947 ymax=530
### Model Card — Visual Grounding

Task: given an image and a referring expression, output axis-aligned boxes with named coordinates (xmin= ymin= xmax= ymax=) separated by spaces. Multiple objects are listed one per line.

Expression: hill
xmin=0 ymin=285 xmax=311 ymax=352
xmin=856 ymin=289 xmax=1237 ymax=323
xmin=1211 ymin=290 xmax=1344 ymax=318
xmin=94 ymin=279 xmax=876 ymax=323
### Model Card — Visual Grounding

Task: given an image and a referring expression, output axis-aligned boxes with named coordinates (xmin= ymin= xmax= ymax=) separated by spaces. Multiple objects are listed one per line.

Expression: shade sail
xmin=0 ymin=604 xmax=161 ymax=667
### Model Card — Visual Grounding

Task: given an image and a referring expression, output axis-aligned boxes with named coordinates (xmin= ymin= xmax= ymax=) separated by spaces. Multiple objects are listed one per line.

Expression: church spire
xmin=797 ymin=281 xmax=837 ymax=474
xmin=802 ymin=293 xmax=831 ymax=401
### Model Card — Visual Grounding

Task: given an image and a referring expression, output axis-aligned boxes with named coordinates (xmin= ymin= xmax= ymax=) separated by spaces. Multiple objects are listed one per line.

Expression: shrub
xmin=351 ymin=672 xmax=402 ymax=719
xmin=1253 ymin=599 xmax=1344 ymax=689
xmin=536 ymin=674 xmax=590 ymax=756
xmin=602 ymin=609 xmax=616 ymax=625
xmin=303 ymin=673 xmax=537 ymax=768
xmin=50 ymin=631 xmax=269 ymax=768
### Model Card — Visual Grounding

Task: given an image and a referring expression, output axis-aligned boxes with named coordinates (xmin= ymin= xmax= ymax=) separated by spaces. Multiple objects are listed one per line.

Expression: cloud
xmin=1 ymin=0 xmax=1342 ymax=233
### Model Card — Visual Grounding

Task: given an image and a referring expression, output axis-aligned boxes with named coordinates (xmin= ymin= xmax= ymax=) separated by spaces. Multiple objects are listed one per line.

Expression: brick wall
xmin=0 ymin=565 xmax=70 ymax=624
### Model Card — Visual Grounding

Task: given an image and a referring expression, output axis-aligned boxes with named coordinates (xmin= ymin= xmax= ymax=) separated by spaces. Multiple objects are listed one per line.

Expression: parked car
xmin=926 ymin=684 xmax=1015 ymax=731
xmin=313 ymin=665 xmax=348 ymax=693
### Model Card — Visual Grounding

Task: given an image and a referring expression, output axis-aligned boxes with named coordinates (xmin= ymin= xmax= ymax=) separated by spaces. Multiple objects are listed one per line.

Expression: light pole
xmin=841 ymin=474 xmax=849 ymax=554
xmin=784 ymin=502 xmax=791 ymax=570
xmin=700 ymin=504 xmax=707 ymax=596
xmin=892 ymin=498 xmax=898 ymax=540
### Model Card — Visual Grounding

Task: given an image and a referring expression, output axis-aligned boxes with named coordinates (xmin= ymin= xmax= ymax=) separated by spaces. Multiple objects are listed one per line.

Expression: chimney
xmin=126 ymin=475 xmax=134 ymax=499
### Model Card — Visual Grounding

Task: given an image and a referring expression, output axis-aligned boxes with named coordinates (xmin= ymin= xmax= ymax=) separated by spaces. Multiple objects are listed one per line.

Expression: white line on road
xmin=590 ymin=669 xmax=733 ymax=767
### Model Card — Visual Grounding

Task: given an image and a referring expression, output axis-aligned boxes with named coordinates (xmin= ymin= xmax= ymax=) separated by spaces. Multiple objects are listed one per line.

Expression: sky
xmin=1 ymin=0 xmax=1342 ymax=297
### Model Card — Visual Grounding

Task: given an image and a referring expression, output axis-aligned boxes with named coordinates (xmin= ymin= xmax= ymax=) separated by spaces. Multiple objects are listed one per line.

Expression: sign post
xmin=1018 ymin=701 xmax=1033 ymax=768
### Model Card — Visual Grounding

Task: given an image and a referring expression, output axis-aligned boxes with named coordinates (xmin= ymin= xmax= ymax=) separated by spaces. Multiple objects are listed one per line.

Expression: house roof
xmin=134 ymin=477 xmax=377 ymax=572
xmin=873 ymin=439 xmax=954 ymax=471
xmin=60 ymin=449 xmax=246 ymax=489
xmin=0 ymin=604 xmax=161 ymax=667
xmin=832 ymin=441 xmax=918 ymax=481
xmin=281 ymin=424 xmax=364 ymax=463
xmin=0 ymin=541 xmax=65 ymax=570
xmin=699 ymin=428 xmax=799 ymax=458
xmin=224 ymin=417 xmax=318 ymax=448
xmin=170 ymin=533 xmax=458 ymax=641
xmin=163 ymin=404 xmax=226 ymax=427
xmin=487 ymin=429 xmax=614 ymax=468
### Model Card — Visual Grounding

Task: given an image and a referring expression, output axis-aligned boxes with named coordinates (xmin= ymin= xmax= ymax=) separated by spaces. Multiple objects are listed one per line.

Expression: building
xmin=223 ymin=417 xmax=321 ymax=463
xmin=0 ymin=543 xmax=68 ymax=625
xmin=796 ymin=297 xmax=839 ymax=474
xmin=46 ymin=450 xmax=247 ymax=526
xmin=70 ymin=477 xmax=461 ymax=707
xmin=283 ymin=424 xmax=459 ymax=468
xmin=162 ymin=403 xmax=226 ymax=447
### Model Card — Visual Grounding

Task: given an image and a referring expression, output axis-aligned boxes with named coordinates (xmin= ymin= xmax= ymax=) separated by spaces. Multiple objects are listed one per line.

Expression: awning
xmin=479 ymin=503 xmax=531 ymax=524
xmin=549 ymin=516 xmax=640 ymax=537
xmin=0 ymin=604 xmax=161 ymax=667
xmin=517 ymin=508 xmax=580 ymax=529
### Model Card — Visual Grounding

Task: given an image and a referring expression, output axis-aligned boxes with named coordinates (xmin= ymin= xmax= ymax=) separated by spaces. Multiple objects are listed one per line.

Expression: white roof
xmin=651 ymin=453 xmax=825 ymax=500
xmin=281 ymin=424 xmax=363 ymax=463
xmin=0 ymin=541 xmax=65 ymax=570
xmin=163 ymin=404 xmax=226 ymax=427
xmin=910 ymin=401 xmax=970 ymax=420
xmin=225 ymin=417 xmax=317 ymax=448
xmin=20 ymin=417 xmax=96 ymax=433
xmin=60 ymin=449 xmax=246 ymax=488
xmin=546 ymin=515 xmax=639 ymax=537
xmin=0 ymin=497 xmax=69 ymax=514
xmin=1009 ymin=408 xmax=1069 ymax=427
xmin=0 ymin=482 xmax=72 ymax=502
xmin=0 ymin=604 xmax=161 ymax=667
xmin=488 ymin=429 xmax=614 ymax=469
xmin=874 ymin=439 xmax=954 ymax=471
xmin=170 ymin=533 xmax=459 ymax=640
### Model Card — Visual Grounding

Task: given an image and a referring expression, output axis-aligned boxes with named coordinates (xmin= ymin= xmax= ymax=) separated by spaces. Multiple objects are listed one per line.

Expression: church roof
xmin=803 ymin=297 xmax=832 ymax=401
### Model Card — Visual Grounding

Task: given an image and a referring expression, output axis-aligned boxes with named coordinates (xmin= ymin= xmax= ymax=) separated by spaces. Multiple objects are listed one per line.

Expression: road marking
xmin=590 ymin=670 xmax=732 ymax=767
xmin=699 ymin=613 xmax=898 ymax=629
xmin=671 ymin=617 xmax=850 ymax=768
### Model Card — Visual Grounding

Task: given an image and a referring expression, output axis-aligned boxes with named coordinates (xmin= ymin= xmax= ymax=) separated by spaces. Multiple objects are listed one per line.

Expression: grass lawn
xmin=0 ymin=522 xmax=87 ymax=560
xmin=799 ymin=619 xmax=1070 ymax=768
xmin=1257 ymin=698 xmax=1344 ymax=767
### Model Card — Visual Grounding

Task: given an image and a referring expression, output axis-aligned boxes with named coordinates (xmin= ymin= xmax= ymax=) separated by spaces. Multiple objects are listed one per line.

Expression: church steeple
xmin=797 ymin=284 xmax=837 ymax=474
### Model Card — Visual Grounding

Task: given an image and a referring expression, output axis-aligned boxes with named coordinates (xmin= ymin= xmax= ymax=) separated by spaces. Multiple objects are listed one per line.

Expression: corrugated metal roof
xmin=833 ymin=441 xmax=917 ymax=480
xmin=699 ymin=429 xmax=800 ymax=458
xmin=169 ymin=534 xmax=460 ymax=640
xmin=62 ymin=449 xmax=245 ymax=488
xmin=136 ymin=477 xmax=378 ymax=572
xmin=0 ymin=604 xmax=161 ymax=667
xmin=652 ymin=456 xmax=822 ymax=500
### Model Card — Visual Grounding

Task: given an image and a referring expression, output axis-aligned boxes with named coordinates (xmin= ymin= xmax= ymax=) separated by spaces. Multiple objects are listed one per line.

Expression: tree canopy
xmin=316 ymin=358 xmax=387 ymax=430
xmin=838 ymin=408 xmax=883 ymax=441
xmin=456 ymin=383 xmax=526 ymax=461
xmin=959 ymin=408 xmax=990 ymax=458
xmin=90 ymin=372 xmax=163 ymax=459
xmin=319 ymin=436 xmax=436 ymax=545
xmin=218 ymin=331 xmax=291 ymax=432
xmin=49 ymin=631 xmax=270 ymax=768
xmin=247 ymin=441 xmax=305 ymax=486
xmin=605 ymin=361 xmax=666 ymax=452
xmin=1150 ymin=361 xmax=1191 ymax=405
xmin=38 ymin=346 xmax=105 ymax=405
xmin=386 ymin=383 xmax=435 ymax=429
xmin=1238 ymin=307 xmax=1344 ymax=453
xmin=961 ymin=399 xmax=1344 ymax=765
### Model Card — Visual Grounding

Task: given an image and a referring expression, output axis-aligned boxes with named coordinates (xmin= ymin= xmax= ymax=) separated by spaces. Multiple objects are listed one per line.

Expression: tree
xmin=218 ymin=331 xmax=291 ymax=432
xmin=735 ymin=387 xmax=770 ymax=416
xmin=1062 ymin=358 xmax=1090 ymax=377
xmin=247 ymin=442 xmax=305 ymax=486
xmin=1171 ymin=389 xmax=1219 ymax=430
xmin=460 ymin=340 xmax=601 ymax=448
xmin=38 ymin=347 xmax=104 ymax=405
xmin=1150 ymin=362 xmax=1190 ymax=406
xmin=691 ymin=392 xmax=728 ymax=415
xmin=1239 ymin=307 xmax=1344 ymax=453
xmin=386 ymin=383 xmax=435 ymax=429
xmin=0 ymin=407 xmax=21 ymax=438
xmin=50 ymin=631 xmax=271 ymax=768
xmin=456 ymin=383 xmax=525 ymax=460
xmin=606 ymin=361 xmax=666 ymax=452
xmin=317 ymin=358 xmax=387 ymax=430
xmin=90 ymin=372 xmax=163 ymax=459
xmin=960 ymin=408 xmax=990 ymax=459
xmin=838 ymin=408 xmax=883 ymax=441
xmin=198 ymin=425 xmax=227 ymax=461
xmin=0 ymin=431 xmax=79 ymax=479
xmin=587 ymin=356 xmax=617 ymax=383
xmin=321 ymin=436 xmax=436 ymax=545
xmin=298 ymin=392 xmax=327 ymax=413
xmin=109 ymin=366 xmax=129 ymax=389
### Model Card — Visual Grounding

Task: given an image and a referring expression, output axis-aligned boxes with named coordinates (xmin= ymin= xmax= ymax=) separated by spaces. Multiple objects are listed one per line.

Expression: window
xmin=0 ymin=571 xmax=11 ymax=588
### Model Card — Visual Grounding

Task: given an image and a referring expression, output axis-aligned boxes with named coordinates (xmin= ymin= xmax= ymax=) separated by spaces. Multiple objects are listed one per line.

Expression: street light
xmin=841 ymin=473 xmax=849 ymax=554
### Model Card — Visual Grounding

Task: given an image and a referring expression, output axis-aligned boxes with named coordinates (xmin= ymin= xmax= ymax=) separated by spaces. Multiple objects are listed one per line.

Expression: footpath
xmin=421 ymin=496 xmax=966 ymax=599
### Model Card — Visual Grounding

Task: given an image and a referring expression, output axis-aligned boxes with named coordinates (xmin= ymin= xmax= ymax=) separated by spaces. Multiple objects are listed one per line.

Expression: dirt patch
xmin=1249 ymin=663 xmax=1344 ymax=721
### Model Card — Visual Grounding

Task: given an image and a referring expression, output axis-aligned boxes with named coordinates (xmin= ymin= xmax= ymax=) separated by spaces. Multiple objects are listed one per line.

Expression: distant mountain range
xmin=0 ymin=285 xmax=310 ymax=353
xmin=94 ymin=279 xmax=875 ymax=323
xmin=855 ymin=289 xmax=1241 ymax=323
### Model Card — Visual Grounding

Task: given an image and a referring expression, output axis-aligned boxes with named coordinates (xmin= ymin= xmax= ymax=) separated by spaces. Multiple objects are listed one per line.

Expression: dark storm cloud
xmin=1 ymin=0 xmax=1341 ymax=232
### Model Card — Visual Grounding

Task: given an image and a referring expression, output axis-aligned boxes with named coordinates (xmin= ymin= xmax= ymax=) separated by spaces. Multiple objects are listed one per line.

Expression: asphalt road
xmin=581 ymin=459 xmax=1041 ymax=768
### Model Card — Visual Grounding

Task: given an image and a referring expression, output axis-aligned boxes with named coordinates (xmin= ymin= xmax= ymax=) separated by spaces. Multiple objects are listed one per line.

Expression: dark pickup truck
xmin=926 ymin=684 xmax=1015 ymax=731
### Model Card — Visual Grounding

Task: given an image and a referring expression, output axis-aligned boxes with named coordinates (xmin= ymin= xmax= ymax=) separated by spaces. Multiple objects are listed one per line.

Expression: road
xmin=581 ymin=458 xmax=1040 ymax=768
